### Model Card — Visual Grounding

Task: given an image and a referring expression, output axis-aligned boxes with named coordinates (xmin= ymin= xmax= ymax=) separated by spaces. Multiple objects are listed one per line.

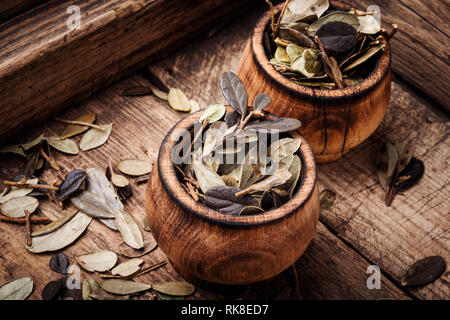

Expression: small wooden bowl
xmin=237 ymin=2 xmax=392 ymax=163
xmin=145 ymin=110 xmax=319 ymax=285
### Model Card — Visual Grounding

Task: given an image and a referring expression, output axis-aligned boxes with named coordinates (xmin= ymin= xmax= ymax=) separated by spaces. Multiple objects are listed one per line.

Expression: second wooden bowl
xmin=145 ymin=110 xmax=319 ymax=285
xmin=237 ymin=2 xmax=392 ymax=163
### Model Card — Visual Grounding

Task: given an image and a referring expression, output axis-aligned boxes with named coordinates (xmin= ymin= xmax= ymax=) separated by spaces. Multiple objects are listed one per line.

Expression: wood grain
xmin=0 ymin=0 xmax=253 ymax=143
xmin=0 ymin=0 xmax=48 ymax=23
xmin=345 ymin=0 xmax=450 ymax=110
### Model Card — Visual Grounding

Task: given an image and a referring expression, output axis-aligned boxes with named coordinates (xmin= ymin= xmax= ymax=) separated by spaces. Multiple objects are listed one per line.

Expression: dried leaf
xmin=26 ymin=212 xmax=92 ymax=253
xmin=71 ymin=191 xmax=116 ymax=219
xmin=189 ymin=100 xmax=200 ymax=114
xmin=152 ymin=87 xmax=169 ymax=101
xmin=0 ymin=145 xmax=27 ymax=157
xmin=0 ymin=178 xmax=39 ymax=204
xmin=225 ymin=111 xmax=240 ymax=127
xmin=279 ymin=27 xmax=316 ymax=49
xmin=401 ymin=256 xmax=446 ymax=287
xmin=41 ymin=277 xmax=65 ymax=300
xmin=281 ymin=0 xmax=330 ymax=24
xmin=20 ymin=134 xmax=45 ymax=151
xmin=241 ymin=168 xmax=292 ymax=195
xmin=111 ymin=258 xmax=144 ymax=277
xmin=204 ymin=186 xmax=259 ymax=216
xmin=158 ymin=292 xmax=185 ymax=300
xmin=168 ymin=88 xmax=191 ymax=112
xmin=80 ymin=123 xmax=113 ymax=151
xmin=117 ymin=236 xmax=157 ymax=258
xmin=58 ymin=169 xmax=87 ymax=201
xmin=358 ymin=14 xmax=381 ymax=34
xmin=100 ymin=279 xmax=151 ymax=295
xmin=0 ymin=196 xmax=38 ymax=218
xmin=60 ymin=112 xmax=96 ymax=139
xmin=82 ymin=277 xmax=100 ymax=300
xmin=395 ymin=158 xmax=424 ymax=192
xmin=246 ymin=118 xmax=302 ymax=133
xmin=342 ymin=44 xmax=385 ymax=72
xmin=261 ymin=190 xmax=284 ymax=211
xmin=199 ymin=104 xmax=226 ymax=124
xmin=121 ymin=85 xmax=152 ymax=96
xmin=268 ymin=138 xmax=302 ymax=163
xmin=152 ymin=281 xmax=195 ymax=297
xmin=221 ymin=175 xmax=239 ymax=188
xmin=193 ymin=162 xmax=226 ymax=193
xmin=275 ymin=46 xmax=290 ymax=63
xmin=319 ymin=190 xmax=335 ymax=210
xmin=31 ymin=209 xmax=78 ymax=237
xmin=118 ymin=159 xmax=152 ymax=176
xmin=46 ymin=137 xmax=79 ymax=155
xmin=376 ymin=143 xmax=398 ymax=192
xmin=220 ymin=72 xmax=248 ymax=116
xmin=238 ymin=206 xmax=265 ymax=215
xmin=0 ymin=277 xmax=33 ymax=300
xmin=253 ymin=93 xmax=271 ymax=111
xmin=109 ymin=168 xmax=129 ymax=188
xmin=76 ymin=250 xmax=118 ymax=272
xmin=115 ymin=210 xmax=144 ymax=249
xmin=202 ymin=122 xmax=228 ymax=157
xmin=89 ymin=288 xmax=130 ymax=300
xmin=316 ymin=21 xmax=358 ymax=53
xmin=50 ymin=253 xmax=69 ymax=275
xmin=285 ymin=155 xmax=301 ymax=198
xmin=307 ymin=11 xmax=359 ymax=36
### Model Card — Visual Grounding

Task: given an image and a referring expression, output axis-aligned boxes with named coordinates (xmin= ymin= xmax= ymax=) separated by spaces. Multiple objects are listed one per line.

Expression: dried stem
xmin=0 ymin=215 xmax=52 ymax=224
xmin=190 ymin=119 xmax=208 ymax=151
xmin=3 ymin=180 xmax=59 ymax=191
xmin=54 ymin=117 xmax=105 ymax=131
xmin=274 ymin=0 xmax=291 ymax=37
xmin=239 ymin=111 xmax=255 ymax=130
xmin=387 ymin=24 xmax=398 ymax=40
xmin=24 ymin=210 xmax=32 ymax=246
xmin=265 ymin=0 xmax=276 ymax=39
xmin=315 ymin=36 xmax=343 ymax=89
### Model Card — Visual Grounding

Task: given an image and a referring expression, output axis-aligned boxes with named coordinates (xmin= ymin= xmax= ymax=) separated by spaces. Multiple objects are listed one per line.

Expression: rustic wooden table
xmin=0 ymin=4 xmax=448 ymax=300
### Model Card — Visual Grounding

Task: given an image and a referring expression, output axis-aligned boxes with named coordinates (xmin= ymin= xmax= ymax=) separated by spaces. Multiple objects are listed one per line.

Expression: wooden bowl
xmin=237 ymin=2 xmax=392 ymax=163
xmin=145 ymin=110 xmax=319 ymax=285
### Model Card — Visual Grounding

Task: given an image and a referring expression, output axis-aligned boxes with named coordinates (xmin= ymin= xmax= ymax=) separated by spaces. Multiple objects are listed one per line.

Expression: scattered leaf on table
xmin=71 ymin=191 xmax=116 ymax=219
xmin=116 ymin=210 xmax=144 ymax=249
xmin=189 ymin=100 xmax=200 ymax=114
xmin=121 ymin=85 xmax=152 ymax=96
xmin=100 ymin=279 xmax=151 ymax=295
xmin=0 ymin=145 xmax=27 ymax=157
xmin=395 ymin=158 xmax=424 ymax=192
xmin=168 ymin=88 xmax=191 ymax=112
xmin=20 ymin=134 xmax=45 ymax=151
xmin=204 ymin=186 xmax=260 ymax=216
xmin=316 ymin=21 xmax=358 ymax=53
xmin=50 ymin=253 xmax=69 ymax=275
xmin=80 ymin=123 xmax=113 ymax=151
xmin=0 ymin=196 xmax=38 ymax=218
xmin=118 ymin=159 xmax=152 ymax=176
xmin=152 ymin=281 xmax=195 ymax=297
xmin=82 ymin=277 xmax=100 ymax=300
xmin=220 ymin=72 xmax=248 ymax=116
xmin=158 ymin=292 xmax=185 ymax=300
xmin=152 ymin=87 xmax=169 ymax=101
xmin=117 ymin=236 xmax=157 ymax=258
xmin=246 ymin=119 xmax=302 ymax=133
xmin=307 ymin=11 xmax=359 ymax=36
xmin=376 ymin=142 xmax=398 ymax=192
xmin=41 ymin=277 xmax=66 ymax=300
xmin=199 ymin=104 xmax=226 ymax=124
xmin=0 ymin=277 xmax=33 ymax=300
xmin=60 ymin=112 xmax=96 ymax=139
xmin=401 ymin=256 xmax=446 ymax=287
xmin=0 ymin=178 xmax=39 ymax=204
xmin=46 ymin=137 xmax=79 ymax=155
xmin=26 ymin=212 xmax=92 ymax=253
xmin=193 ymin=162 xmax=226 ymax=194
xmin=111 ymin=258 xmax=144 ymax=277
xmin=31 ymin=209 xmax=78 ymax=237
xmin=76 ymin=250 xmax=118 ymax=272
xmin=58 ymin=169 xmax=87 ymax=201
xmin=319 ymin=190 xmax=336 ymax=210
xmin=110 ymin=170 xmax=129 ymax=188
xmin=89 ymin=288 xmax=130 ymax=300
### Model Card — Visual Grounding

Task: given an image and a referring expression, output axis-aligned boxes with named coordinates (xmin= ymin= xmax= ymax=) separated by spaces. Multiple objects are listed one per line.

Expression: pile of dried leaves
xmin=174 ymin=72 xmax=303 ymax=215
xmin=265 ymin=0 xmax=398 ymax=89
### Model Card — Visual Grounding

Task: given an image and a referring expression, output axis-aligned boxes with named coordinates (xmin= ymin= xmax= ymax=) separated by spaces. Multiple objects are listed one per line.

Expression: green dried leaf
xmin=401 ymin=256 xmax=446 ymax=287
xmin=46 ymin=137 xmax=79 ymax=155
xmin=20 ymin=134 xmax=45 ymax=151
xmin=220 ymin=72 xmax=248 ymax=116
xmin=152 ymin=281 xmax=195 ymax=297
xmin=268 ymin=138 xmax=302 ymax=163
xmin=202 ymin=122 xmax=228 ymax=157
xmin=189 ymin=100 xmax=200 ymax=114
xmin=376 ymin=143 xmax=398 ymax=192
xmin=26 ymin=212 xmax=92 ymax=253
xmin=319 ymin=190 xmax=335 ymax=210
xmin=31 ymin=209 xmax=78 ymax=237
xmin=275 ymin=46 xmax=290 ymax=63
xmin=243 ymin=168 xmax=292 ymax=194
xmin=0 ymin=196 xmax=38 ymax=218
xmin=80 ymin=123 xmax=113 ymax=151
xmin=60 ymin=112 xmax=96 ymax=139
xmin=168 ymin=88 xmax=191 ymax=112
xmin=199 ymin=103 xmax=226 ymax=124
xmin=82 ymin=277 xmax=100 ymax=300
xmin=0 ymin=145 xmax=27 ymax=157
xmin=76 ymin=250 xmax=118 ymax=272
xmin=115 ymin=210 xmax=144 ymax=249
xmin=286 ymin=43 xmax=305 ymax=62
xmin=100 ymin=279 xmax=151 ymax=295
xmin=117 ymin=159 xmax=152 ymax=176
xmin=193 ymin=162 xmax=226 ymax=193
xmin=117 ymin=236 xmax=157 ymax=258
xmin=71 ymin=191 xmax=116 ymax=219
xmin=111 ymin=258 xmax=144 ymax=277
xmin=307 ymin=11 xmax=359 ymax=36
xmin=284 ymin=155 xmax=301 ymax=198
xmin=0 ymin=277 xmax=33 ymax=300
xmin=152 ymin=87 xmax=169 ymax=101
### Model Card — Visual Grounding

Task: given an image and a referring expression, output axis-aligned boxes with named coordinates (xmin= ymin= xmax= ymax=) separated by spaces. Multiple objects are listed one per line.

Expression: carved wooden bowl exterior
xmin=145 ymin=110 xmax=319 ymax=285
xmin=237 ymin=2 xmax=392 ymax=163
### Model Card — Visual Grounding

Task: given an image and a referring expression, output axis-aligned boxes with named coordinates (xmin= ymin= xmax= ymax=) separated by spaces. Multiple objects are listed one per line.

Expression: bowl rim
xmin=157 ymin=110 xmax=317 ymax=227
xmin=252 ymin=1 xmax=392 ymax=103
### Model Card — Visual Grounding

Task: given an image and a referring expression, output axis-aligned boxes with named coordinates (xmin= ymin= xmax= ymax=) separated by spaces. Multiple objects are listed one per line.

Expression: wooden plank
xmin=0 ymin=4 xmax=409 ymax=300
xmin=0 ymin=0 xmax=48 ymax=23
xmin=0 ymin=0 xmax=254 ymax=143
xmin=345 ymin=0 xmax=450 ymax=109
xmin=0 ymin=73 xmax=408 ymax=300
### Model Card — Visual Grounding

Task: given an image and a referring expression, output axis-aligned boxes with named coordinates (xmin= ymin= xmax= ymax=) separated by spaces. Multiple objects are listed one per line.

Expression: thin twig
xmin=3 ymin=180 xmax=59 ymax=191
xmin=315 ymin=36 xmax=343 ymax=89
xmin=387 ymin=24 xmax=398 ymax=40
xmin=24 ymin=210 xmax=32 ymax=246
xmin=190 ymin=119 xmax=208 ymax=151
xmin=274 ymin=0 xmax=291 ymax=37
xmin=265 ymin=0 xmax=276 ymax=38
xmin=54 ymin=117 xmax=105 ymax=131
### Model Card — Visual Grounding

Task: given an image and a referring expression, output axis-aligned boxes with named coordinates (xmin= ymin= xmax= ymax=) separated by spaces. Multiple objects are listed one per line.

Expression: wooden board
xmin=346 ymin=0 xmax=450 ymax=110
xmin=0 ymin=0 xmax=254 ymax=143
xmin=0 ymin=0 xmax=48 ymax=23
